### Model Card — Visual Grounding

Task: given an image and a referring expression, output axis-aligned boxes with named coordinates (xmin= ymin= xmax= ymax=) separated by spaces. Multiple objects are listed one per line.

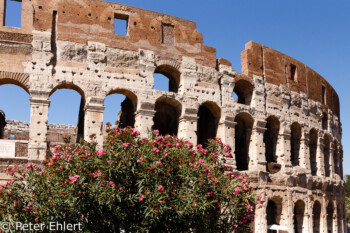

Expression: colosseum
xmin=0 ymin=0 xmax=346 ymax=232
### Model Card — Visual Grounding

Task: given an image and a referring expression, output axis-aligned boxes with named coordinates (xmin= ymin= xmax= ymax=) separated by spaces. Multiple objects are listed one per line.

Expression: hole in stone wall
xmin=264 ymin=116 xmax=280 ymax=172
xmin=49 ymin=89 xmax=84 ymax=144
xmin=290 ymin=64 xmax=297 ymax=81
xmin=322 ymin=112 xmax=328 ymax=130
xmin=4 ymin=0 xmax=22 ymax=28
xmin=293 ymin=200 xmax=305 ymax=233
xmin=10 ymin=134 xmax=15 ymax=140
xmin=313 ymin=201 xmax=321 ymax=233
xmin=266 ymin=199 xmax=282 ymax=227
xmin=0 ymin=84 xmax=30 ymax=141
xmin=152 ymin=98 xmax=181 ymax=136
xmin=234 ymin=112 xmax=253 ymax=171
xmin=153 ymin=65 xmax=180 ymax=93
xmin=114 ymin=13 xmax=128 ymax=36
xmin=323 ymin=135 xmax=330 ymax=177
xmin=104 ymin=93 xmax=136 ymax=128
xmin=233 ymin=80 xmax=253 ymax=105
xmin=290 ymin=122 xmax=301 ymax=167
xmin=322 ymin=85 xmax=326 ymax=105
xmin=162 ymin=23 xmax=174 ymax=46
xmin=309 ymin=128 xmax=318 ymax=176
xmin=333 ymin=140 xmax=339 ymax=175
xmin=197 ymin=102 xmax=220 ymax=148
xmin=326 ymin=202 xmax=334 ymax=233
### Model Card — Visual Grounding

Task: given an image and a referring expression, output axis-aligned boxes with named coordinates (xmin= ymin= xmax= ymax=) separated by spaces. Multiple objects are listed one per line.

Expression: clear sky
xmin=1 ymin=0 xmax=349 ymax=175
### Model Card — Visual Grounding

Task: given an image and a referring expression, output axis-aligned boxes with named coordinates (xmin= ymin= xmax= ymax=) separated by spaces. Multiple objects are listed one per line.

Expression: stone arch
xmin=233 ymin=79 xmax=254 ymax=105
xmin=290 ymin=122 xmax=302 ymax=166
xmin=293 ymin=200 xmax=305 ymax=233
xmin=264 ymin=116 xmax=280 ymax=172
xmin=322 ymin=112 xmax=328 ymax=130
xmin=234 ymin=112 xmax=253 ymax=171
xmin=266 ymin=196 xmax=287 ymax=230
xmin=324 ymin=134 xmax=331 ymax=177
xmin=104 ymin=89 xmax=138 ymax=128
xmin=154 ymin=59 xmax=181 ymax=92
xmin=326 ymin=201 xmax=334 ymax=233
xmin=49 ymin=83 xmax=86 ymax=142
xmin=313 ymin=200 xmax=321 ymax=233
xmin=309 ymin=128 xmax=318 ymax=176
xmin=197 ymin=101 xmax=220 ymax=147
xmin=0 ymin=72 xmax=30 ymax=94
xmin=152 ymin=97 xmax=181 ymax=136
xmin=332 ymin=140 xmax=339 ymax=175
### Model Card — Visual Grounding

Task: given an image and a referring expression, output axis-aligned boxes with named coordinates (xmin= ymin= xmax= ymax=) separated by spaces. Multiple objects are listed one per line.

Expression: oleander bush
xmin=0 ymin=125 xmax=259 ymax=232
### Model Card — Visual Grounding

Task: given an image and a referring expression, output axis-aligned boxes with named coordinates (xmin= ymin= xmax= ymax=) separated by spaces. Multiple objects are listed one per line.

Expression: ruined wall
xmin=0 ymin=0 xmax=345 ymax=232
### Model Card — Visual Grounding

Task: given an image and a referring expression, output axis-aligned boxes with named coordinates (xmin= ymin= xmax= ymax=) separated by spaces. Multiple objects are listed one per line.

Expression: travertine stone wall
xmin=0 ymin=0 xmax=345 ymax=232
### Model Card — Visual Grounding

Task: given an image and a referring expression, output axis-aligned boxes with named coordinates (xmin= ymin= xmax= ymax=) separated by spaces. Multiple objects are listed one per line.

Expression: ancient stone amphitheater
xmin=0 ymin=0 xmax=346 ymax=232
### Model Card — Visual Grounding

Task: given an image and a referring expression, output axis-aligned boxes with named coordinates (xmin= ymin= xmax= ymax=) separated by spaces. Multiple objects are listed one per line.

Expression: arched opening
xmin=234 ymin=112 xmax=253 ymax=171
xmin=313 ymin=201 xmax=321 ymax=233
xmin=324 ymin=135 xmax=330 ymax=177
xmin=232 ymin=79 xmax=254 ymax=105
xmin=337 ymin=204 xmax=343 ymax=233
xmin=153 ymin=65 xmax=180 ymax=93
xmin=264 ymin=116 xmax=280 ymax=173
xmin=309 ymin=129 xmax=318 ymax=176
xmin=266 ymin=198 xmax=286 ymax=232
xmin=104 ymin=90 xmax=137 ymax=128
xmin=326 ymin=202 xmax=334 ymax=233
xmin=322 ymin=112 xmax=328 ymax=130
xmin=293 ymin=200 xmax=305 ymax=233
xmin=333 ymin=140 xmax=339 ymax=175
xmin=49 ymin=85 xmax=85 ymax=145
xmin=197 ymin=102 xmax=220 ymax=148
xmin=290 ymin=122 xmax=301 ymax=166
xmin=0 ymin=84 xmax=30 ymax=140
xmin=0 ymin=110 xmax=5 ymax=139
xmin=152 ymin=97 xmax=181 ymax=136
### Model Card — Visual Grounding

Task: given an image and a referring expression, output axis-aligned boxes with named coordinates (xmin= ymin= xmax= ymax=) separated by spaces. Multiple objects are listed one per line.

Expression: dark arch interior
xmin=313 ymin=201 xmax=321 ymax=233
xmin=264 ymin=116 xmax=280 ymax=172
xmin=293 ymin=200 xmax=305 ymax=233
xmin=322 ymin=113 xmax=328 ymax=130
xmin=154 ymin=65 xmax=180 ymax=93
xmin=309 ymin=129 xmax=318 ymax=176
xmin=233 ymin=79 xmax=254 ymax=105
xmin=324 ymin=135 xmax=330 ymax=177
xmin=197 ymin=103 xmax=220 ymax=147
xmin=333 ymin=141 xmax=339 ymax=175
xmin=290 ymin=122 xmax=301 ymax=166
xmin=152 ymin=98 xmax=180 ymax=136
xmin=234 ymin=113 xmax=253 ymax=171
xmin=266 ymin=199 xmax=282 ymax=227
xmin=326 ymin=202 xmax=334 ymax=233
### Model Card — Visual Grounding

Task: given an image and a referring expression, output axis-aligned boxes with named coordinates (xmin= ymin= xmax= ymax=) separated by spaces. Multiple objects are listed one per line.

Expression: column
xmin=0 ymin=0 xmax=5 ymax=26
xmin=178 ymin=112 xmax=198 ymax=146
xmin=84 ymin=98 xmax=105 ymax=148
xmin=276 ymin=132 xmax=292 ymax=169
xmin=28 ymin=96 xmax=50 ymax=161
xmin=329 ymin=144 xmax=335 ymax=178
xmin=300 ymin=134 xmax=311 ymax=173
xmin=216 ymin=116 xmax=236 ymax=168
xmin=317 ymin=137 xmax=325 ymax=177
xmin=248 ymin=120 xmax=267 ymax=171
xmin=134 ymin=106 xmax=155 ymax=138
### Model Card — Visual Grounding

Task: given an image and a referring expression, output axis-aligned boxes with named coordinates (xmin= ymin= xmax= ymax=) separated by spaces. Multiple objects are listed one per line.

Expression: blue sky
xmin=1 ymin=0 xmax=349 ymax=175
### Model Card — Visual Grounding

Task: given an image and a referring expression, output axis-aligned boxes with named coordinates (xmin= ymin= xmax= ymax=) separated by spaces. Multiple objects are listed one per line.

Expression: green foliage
xmin=0 ymin=127 xmax=258 ymax=232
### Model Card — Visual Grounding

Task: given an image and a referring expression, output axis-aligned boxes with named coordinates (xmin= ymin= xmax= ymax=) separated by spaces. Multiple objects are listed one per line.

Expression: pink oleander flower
xmin=69 ymin=175 xmax=80 ymax=184
xmin=14 ymin=201 xmax=18 ymax=206
xmin=152 ymin=148 xmax=160 ymax=153
xmin=107 ymin=160 xmax=113 ymax=165
xmin=123 ymin=143 xmax=130 ymax=148
xmin=199 ymin=159 xmax=204 ymax=164
xmin=156 ymin=161 xmax=162 ymax=166
xmin=234 ymin=187 xmax=240 ymax=195
xmin=7 ymin=189 xmax=12 ymax=194
xmin=28 ymin=205 xmax=32 ymax=211
xmin=158 ymin=185 xmax=164 ymax=192
xmin=55 ymin=145 xmax=60 ymax=151
xmin=189 ymin=163 xmax=193 ymax=167
xmin=96 ymin=149 xmax=104 ymax=157
xmin=92 ymin=173 xmax=98 ymax=178
xmin=257 ymin=194 xmax=262 ymax=201
xmin=109 ymin=181 xmax=116 ymax=187
xmin=119 ymin=187 xmax=123 ymax=191
xmin=26 ymin=163 xmax=33 ymax=169
xmin=7 ymin=180 xmax=14 ymax=185
xmin=153 ymin=129 xmax=159 ymax=134
xmin=81 ymin=214 xmax=84 ymax=219
xmin=139 ymin=195 xmax=144 ymax=202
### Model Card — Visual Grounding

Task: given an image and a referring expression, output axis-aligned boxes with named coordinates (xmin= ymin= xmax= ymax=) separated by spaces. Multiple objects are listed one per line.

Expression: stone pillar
xmin=134 ymin=105 xmax=155 ymax=138
xmin=84 ymin=98 xmax=105 ymax=148
xmin=179 ymin=57 xmax=198 ymax=95
xmin=317 ymin=137 xmax=325 ymax=177
xmin=300 ymin=133 xmax=311 ymax=173
xmin=285 ymin=190 xmax=294 ymax=233
xmin=178 ymin=111 xmax=198 ymax=146
xmin=28 ymin=96 xmax=50 ymax=161
xmin=276 ymin=132 xmax=292 ymax=169
xmin=250 ymin=75 xmax=266 ymax=110
xmin=254 ymin=192 xmax=268 ymax=233
xmin=321 ymin=196 xmax=327 ymax=233
xmin=248 ymin=120 xmax=267 ymax=171
xmin=216 ymin=116 xmax=236 ymax=168
xmin=0 ymin=0 xmax=5 ymax=26
xmin=139 ymin=49 xmax=156 ymax=89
